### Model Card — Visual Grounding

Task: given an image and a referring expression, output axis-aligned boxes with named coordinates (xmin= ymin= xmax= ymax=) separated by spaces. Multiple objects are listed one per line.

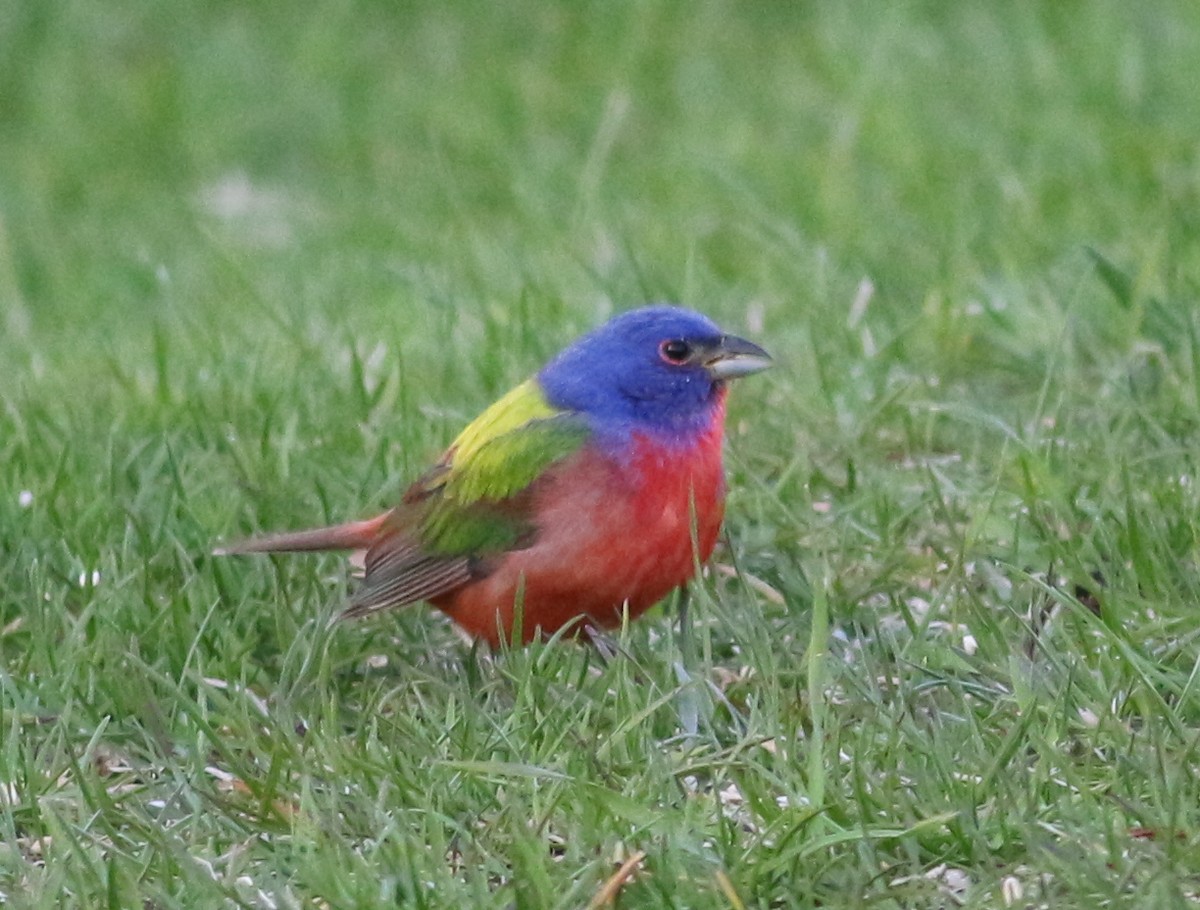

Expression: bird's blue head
xmin=538 ymin=305 xmax=772 ymax=446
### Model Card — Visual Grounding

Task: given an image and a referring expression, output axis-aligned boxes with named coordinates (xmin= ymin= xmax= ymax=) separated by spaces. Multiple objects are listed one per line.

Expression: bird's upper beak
xmin=702 ymin=334 xmax=773 ymax=380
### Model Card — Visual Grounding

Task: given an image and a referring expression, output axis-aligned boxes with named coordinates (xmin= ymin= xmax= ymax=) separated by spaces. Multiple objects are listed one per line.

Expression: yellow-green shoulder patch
xmin=449 ymin=379 xmax=560 ymax=462
xmin=415 ymin=380 xmax=591 ymax=557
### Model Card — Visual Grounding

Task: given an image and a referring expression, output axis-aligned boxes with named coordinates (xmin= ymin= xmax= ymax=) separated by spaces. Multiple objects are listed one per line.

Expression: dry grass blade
xmin=587 ymin=850 xmax=647 ymax=909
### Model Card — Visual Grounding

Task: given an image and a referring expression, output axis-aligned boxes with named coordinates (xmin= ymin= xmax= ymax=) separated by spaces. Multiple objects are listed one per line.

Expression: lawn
xmin=3 ymin=1 xmax=1200 ymax=906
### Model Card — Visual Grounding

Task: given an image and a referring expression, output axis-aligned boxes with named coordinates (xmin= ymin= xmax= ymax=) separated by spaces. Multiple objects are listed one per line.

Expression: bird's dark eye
xmin=659 ymin=339 xmax=692 ymax=364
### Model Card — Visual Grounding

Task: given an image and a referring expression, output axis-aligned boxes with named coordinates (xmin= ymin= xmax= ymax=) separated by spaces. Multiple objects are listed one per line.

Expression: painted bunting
xmin=215 ymin=306 xmax=771 ymax=646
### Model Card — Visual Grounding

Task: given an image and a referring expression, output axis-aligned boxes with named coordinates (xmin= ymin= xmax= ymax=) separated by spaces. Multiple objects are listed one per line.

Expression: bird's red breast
xmin=432 ymin=391 xmax=728 ymax=646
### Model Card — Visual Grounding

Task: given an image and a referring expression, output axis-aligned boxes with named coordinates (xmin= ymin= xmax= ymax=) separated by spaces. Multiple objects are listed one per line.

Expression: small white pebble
xmin=1078 ymin=707 xmax=1100 ymax=728
xmin=718 ymin=782 xmax=744 ymax=807
xmin=936 ymin=866 xmax=971 ymax=896
xmin=21 ymin=835 xmax=50 ymax=856
xmin=18 ymin=490 xmax=33 ymax=508
xmin=366 ymin=654 xmax=388 ymax=669
xmin=1001 ymin=875 xmax=1023 ymax=905
xmin=906 ymin=597 xmax=932 ymax=619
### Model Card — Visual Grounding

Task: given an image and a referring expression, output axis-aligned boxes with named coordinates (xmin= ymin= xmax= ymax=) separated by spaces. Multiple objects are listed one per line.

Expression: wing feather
xmin=344 ymin=550 xmax=475 ymax=619
xmin=338 ymin=380 xmax=590 ymax=620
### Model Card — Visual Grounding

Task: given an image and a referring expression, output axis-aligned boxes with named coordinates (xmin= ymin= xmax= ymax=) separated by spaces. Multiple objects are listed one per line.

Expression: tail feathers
xmin=213 ymin=514 xmax=389 ymax=556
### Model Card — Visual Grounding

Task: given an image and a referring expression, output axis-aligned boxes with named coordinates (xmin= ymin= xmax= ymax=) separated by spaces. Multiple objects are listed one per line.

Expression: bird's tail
xmin=213 ymin=514 xmax=389 ymax=556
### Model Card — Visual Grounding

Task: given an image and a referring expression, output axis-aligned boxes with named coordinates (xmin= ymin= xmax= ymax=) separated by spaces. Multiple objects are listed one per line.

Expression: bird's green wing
xmin=417 ymin=378 xmax=593 ymax=556
xmin=342 ymin=379 xmax=590 ymax=618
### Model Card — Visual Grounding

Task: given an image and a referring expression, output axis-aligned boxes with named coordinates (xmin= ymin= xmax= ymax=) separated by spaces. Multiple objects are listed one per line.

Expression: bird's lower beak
xmin=704 ymin=334 xmax=773 ymax=380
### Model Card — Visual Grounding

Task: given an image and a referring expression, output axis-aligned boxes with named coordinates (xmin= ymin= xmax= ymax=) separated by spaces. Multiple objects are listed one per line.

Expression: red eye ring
xmin=659 ymin=339 xmax=692 ymax=364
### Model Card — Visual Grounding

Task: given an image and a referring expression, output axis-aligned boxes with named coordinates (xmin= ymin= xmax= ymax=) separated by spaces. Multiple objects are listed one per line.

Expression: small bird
xmin=215 ymin=305 xmax=771 ymax=647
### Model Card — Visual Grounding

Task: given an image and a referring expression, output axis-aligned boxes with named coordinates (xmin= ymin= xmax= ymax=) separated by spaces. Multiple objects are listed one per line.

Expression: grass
xmin=3 ymin=0 xmax=1200 ymax=906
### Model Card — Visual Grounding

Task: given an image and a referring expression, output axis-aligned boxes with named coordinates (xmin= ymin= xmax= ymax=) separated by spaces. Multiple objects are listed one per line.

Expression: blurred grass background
xmin=3 ymin=1 xmax=1200 ymax=907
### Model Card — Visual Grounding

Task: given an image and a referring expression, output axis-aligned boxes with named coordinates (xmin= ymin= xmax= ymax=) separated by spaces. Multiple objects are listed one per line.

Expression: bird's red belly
xmin=432 ymin=430 xmax=726 ymax=646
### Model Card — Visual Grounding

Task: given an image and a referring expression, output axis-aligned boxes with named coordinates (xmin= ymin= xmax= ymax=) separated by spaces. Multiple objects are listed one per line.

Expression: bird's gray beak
xmin=703 ymin=334 xmax=773 ymax=380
